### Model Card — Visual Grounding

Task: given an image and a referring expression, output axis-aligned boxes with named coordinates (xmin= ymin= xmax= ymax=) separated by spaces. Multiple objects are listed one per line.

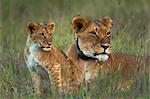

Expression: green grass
xmin=0 ymin=0 xmax=150 ymax=98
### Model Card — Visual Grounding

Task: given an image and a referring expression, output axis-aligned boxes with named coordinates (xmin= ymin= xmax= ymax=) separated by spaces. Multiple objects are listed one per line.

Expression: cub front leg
xmin=30 ymin=71 xmax=42 ymax=96
xmin=45 ymin=63 xmax=62 ymax=92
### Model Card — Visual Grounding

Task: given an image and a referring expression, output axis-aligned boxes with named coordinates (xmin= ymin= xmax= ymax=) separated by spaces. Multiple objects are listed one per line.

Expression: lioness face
xmin=72 ymin=16 xmax=112 ymax=61
xmin=27 ymin=21 xmax=55 ymax=51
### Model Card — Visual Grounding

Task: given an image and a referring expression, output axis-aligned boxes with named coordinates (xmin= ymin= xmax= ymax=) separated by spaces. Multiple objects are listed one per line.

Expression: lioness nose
xmin=101 ymin=44 xmax=109 ymax=50
xmin=48 ymin=43 xmax=51 ymax=46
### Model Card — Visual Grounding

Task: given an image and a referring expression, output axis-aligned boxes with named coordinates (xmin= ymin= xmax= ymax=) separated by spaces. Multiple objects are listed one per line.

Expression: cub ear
xmin=102 ymin=17 xmax=113 ymax=28
xmin=72 ymin=16 xmax=89 ymax=33
xmin=27 ymin=22 xmax=38 ymax=34
xmin=47 ymin=21 xmax=55 ymax=33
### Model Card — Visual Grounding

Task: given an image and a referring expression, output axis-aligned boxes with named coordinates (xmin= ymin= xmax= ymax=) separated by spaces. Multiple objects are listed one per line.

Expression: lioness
xmin=66 ymin=16 xmax=149 ymax=90
xmin=24 ymin=21 xmax=79 ymax=95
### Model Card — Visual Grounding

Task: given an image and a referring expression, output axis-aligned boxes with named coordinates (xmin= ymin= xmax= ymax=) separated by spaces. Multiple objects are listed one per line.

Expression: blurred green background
xmin=0 ymin=0 xmax=150 ymax=98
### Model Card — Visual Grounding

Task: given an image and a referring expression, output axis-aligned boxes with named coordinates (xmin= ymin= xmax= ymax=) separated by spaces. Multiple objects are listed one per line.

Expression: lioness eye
xmin=90 ymin=32 xmax=98 ymax=36
xmin=107 ymin=32 xmax=110 ymax=36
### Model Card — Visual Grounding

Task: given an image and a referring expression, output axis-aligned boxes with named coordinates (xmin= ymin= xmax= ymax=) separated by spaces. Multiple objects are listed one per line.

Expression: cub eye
xmin=40 ymin=33 xmax=44 ymax=36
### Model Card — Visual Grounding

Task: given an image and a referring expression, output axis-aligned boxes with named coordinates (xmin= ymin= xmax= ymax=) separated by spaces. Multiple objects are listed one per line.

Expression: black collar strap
xmin=76 ymin=38 xmax=96 ymax=60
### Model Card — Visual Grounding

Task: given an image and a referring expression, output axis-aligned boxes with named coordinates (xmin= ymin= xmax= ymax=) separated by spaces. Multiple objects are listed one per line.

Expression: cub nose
xmin=46 ymin=42 xmax=51 ymax=46
xmin=48 ymin=43 xmax=51 ymax=45
xmin=101 ymin=44 xmax=109 ymax=50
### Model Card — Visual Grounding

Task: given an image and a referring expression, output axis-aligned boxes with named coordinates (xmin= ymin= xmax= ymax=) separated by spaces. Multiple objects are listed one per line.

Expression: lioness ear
xmin=27 ymin=22 xmax=38 ymax=35
xmin=102 ymin=17 xmax=113 ymax=28
xmin=72 ymin=16 xmax=89 ymax=33
xmin=47 ymin=21 xmax=55 ymax=33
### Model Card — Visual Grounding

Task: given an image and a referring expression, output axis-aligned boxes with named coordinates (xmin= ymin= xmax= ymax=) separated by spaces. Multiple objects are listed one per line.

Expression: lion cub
xmin=24 ymin=21 xmax=79 ymax=95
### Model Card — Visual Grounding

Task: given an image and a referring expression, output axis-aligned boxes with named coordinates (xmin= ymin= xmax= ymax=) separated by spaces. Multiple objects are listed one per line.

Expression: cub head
xmin=72 ymin=16 xmax=112 ymax=61
xmin=27 ymin=21 xmax=55 ymax=51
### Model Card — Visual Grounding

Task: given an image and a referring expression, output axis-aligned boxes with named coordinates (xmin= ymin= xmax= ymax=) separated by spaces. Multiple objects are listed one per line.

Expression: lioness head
xmin=27 ymin=21 xmax=55 ymax=51
xmin=72 ymin=16 xmax=112 ymax=61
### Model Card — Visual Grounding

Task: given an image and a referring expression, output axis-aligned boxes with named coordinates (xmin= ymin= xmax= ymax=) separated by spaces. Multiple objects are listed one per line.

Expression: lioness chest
xmin=83 ymin=61 xmax=100 ymax=82
xmin=66 ymin=44 xmax=101 ymax=83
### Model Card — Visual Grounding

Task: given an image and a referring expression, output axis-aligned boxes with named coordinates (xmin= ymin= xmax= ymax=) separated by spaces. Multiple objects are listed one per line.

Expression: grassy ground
xmin=0 ymin=0 xmax=150 ymax=98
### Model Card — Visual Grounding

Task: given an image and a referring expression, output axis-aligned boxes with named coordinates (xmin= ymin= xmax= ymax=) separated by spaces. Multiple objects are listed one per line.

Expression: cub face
xmin=27 ymin=21 xmax=55 ymax=51
xmin=72 ymin=16 xmax=112 ymax=61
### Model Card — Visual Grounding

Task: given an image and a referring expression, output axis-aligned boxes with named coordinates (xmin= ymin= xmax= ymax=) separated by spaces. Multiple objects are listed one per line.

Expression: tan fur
xmin=24 ymin=22 xmax=80 ymax=95
xmin=103 ymin=53 xmax=149 ymax=90
xmin=66 ymin=16 xmax=149 ymax=90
